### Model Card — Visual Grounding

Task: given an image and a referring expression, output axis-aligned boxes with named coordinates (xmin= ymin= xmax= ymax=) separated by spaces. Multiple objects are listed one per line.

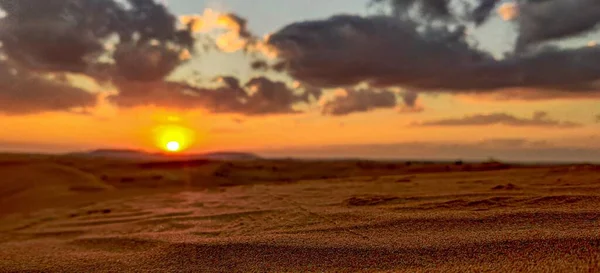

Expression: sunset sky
xmin=0 ymin=0 xmax=599 ymax=161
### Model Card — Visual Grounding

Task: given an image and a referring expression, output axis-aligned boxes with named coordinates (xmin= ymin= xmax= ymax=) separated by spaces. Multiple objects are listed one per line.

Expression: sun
xmin=165 ymin=141 xmax=181 ymax=152
xmin=153 ymin=123 xmax=195 ymax=153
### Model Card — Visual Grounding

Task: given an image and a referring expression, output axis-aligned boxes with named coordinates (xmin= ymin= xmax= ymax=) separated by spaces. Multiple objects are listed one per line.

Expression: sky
xmin=0 ymin=0 xmax=599 ymax=161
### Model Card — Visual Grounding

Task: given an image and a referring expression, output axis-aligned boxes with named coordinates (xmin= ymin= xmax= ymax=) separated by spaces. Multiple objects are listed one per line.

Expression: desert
xmin=1 ymin=153 xmax=599 ymax=272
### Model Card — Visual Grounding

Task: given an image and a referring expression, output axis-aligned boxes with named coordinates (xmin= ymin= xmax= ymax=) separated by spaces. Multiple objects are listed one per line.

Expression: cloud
xmin=596 ymin=114 xmax=600 ymax=123
xmin=321 ymin=88 xmax=397 ymax=116
xmin=259 ymin=0 xmax=600 ymax=101
xmin=0 ymin=61 xmax=97 ymax=115
xmin=113 ymin=43 xmax=183 ymax=82
xmin=516 ymin=0 xmax=600 ymax=50
xmin=180 ymin=10 xmax=253 ymax=53
xmin=472 ymin=0 xmax=501 ymax=25
xmin=413 ymin=111 xmax=582 ymax=128
xmin=370 ymin=0 xmax=453 ymax=20
xmin=0 ymin=0 xmax=194 ymax=77
xmin=242 ymin=77 xmax=312 ymax=115
xmin=109 ymin=76 xmax=316 ymax=116
xmin=0 ymin=0 xmax=199 ymax=114
xmin=1 ymin=0 xmax=598 ymax=117
xmin=397 ymin=91 xmax=424 ymax=113
xmin=371 ymin=0 xmax=600 ymax=47
xmin=0 ymin=1 xmax=317 ymax=116
xmin=401 ymin=91 xmax=419 ymax=107
xmin=267 ymin=3 xmax=600 ymax=97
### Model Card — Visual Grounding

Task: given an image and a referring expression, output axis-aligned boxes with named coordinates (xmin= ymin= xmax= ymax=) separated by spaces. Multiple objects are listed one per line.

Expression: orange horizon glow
xmin=152 ymin=113 xmax=196 ymax=153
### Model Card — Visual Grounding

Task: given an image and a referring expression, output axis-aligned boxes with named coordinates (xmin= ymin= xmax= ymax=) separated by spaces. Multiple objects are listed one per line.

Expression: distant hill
xmin=67 ymin=149 xmax=261 ymax=161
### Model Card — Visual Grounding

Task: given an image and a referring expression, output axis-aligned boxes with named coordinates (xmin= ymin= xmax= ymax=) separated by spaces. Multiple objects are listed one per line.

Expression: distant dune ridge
xmin=0 ymin=154 xmax=599 ymax=272
xmin=68 ymin=149 xmax=262 ymax=161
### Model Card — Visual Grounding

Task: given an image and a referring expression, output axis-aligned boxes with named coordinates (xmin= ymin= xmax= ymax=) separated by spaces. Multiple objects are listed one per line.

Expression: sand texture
xmin=0 ymin=155 xmax=599 ymax=272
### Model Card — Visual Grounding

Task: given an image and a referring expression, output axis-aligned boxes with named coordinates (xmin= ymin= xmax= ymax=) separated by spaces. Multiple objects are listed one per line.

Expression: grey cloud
xmin=516 ymin=0 xmax=600 ymax=50
xmin=401 ymin=91 xmax=419 ymax=107
xmin=110 ymin=76 xmax=312 ymax=116
xmin=242 ymin=77 xmax=308 ymax=115
xmin=217 ymin=76 xmax=243 ymax=90
xmin=222 ymin=13 xmax=252 ymax=39
xmin=0 ymin=1 xmax=318 ymax=116
xmin=372 ymin=0 xmax=600 ymax=46
xmin=3 ymin=0 xmax=599 ymax=117
xmin=113 ymin=43 xmax=183 ymax=82
xmin=268 ymin=14 xmax=600 ymax=96
xmin=301 ymin=85 xmax=323 ymax=102
xmin=413 ymin=111 xmax=582 ymax=128
xmin=371 ymin=0 xmax=453 ymax=20
xmin=321 ymin=89 xmax=397 ymax=116
xmin=250 ymin=60 xmax=270 ymax=71
xmin=371 ymin=0 xmax=510 ymax=25
xmin=0 ymin=62 xmax=97 ymax=115
xmin=398 ymin=91 xmax=424 ymax=113
xmin=472 ymin=0 xmax=500 ymax=25
xmin=0 ymin=0 xmax=194 ymax=79
xmin=269 ymin=15 xmax=491 ymax=90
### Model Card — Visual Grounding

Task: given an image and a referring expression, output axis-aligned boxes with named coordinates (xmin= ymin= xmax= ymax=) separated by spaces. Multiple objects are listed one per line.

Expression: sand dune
xmin=0 ymin=156 xmax=599 ymax=272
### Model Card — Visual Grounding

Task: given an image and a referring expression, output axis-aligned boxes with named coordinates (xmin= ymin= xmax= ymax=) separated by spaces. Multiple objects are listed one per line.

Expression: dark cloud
xmin=113 ymin=43 xmax=183 ymax=82
xmin=268 ymin=13 xmax=600 ymax=96
xmin=2 ymin=0 xmax=598 ymax=117
xmin=221 ymin=13 xmax=252 ymax=39
xmin=401 ymin=91 xmax=419 ymax=107
xmin=397 ymin=91 xmax=424 ymax=113
xmin=321 ymin=89 xmax=397 ymax=116
xmin=472 ymin=0 xmax=501 ymax=25
xmin=242 ymin=77 xmax=307 ymax=115
xmin=0 ymin=61 xmax=97 ymax=115
xmin=269 ymin=15 xmax=490 ymax=90
xmin=109 ymin=76 xmax=312 ymax=116
xmin=516 ymin=0 xmax=600 ymax=50
xmin=413 ymin=111 xmax=582 ymax=128
xmin=370 ymin=0 xmax=454 ymax=21
xmin=371 ymin=0 xmax=600 ymax=47
xmin=300 ymin=85 xmax=323 ymax=103
xmin=0 ymin=0 xmax=194 ymax=78
xmin=595 ymin=114 xmax=600 ymax=123
xmin=0 ymin=0 xmax=319 ymax=116
xmin=250 ymin=60 xmax=270 ymax=71
xmin=0 ymin=0 xmax=199 ymax=114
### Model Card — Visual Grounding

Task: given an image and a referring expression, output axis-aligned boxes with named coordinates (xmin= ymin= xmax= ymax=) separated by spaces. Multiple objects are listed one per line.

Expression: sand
xmin=0 ymin=156 xmax=599 ymax=272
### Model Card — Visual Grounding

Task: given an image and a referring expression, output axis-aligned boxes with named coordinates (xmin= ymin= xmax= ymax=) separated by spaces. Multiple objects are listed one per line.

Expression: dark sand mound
xmin=0 ymin=163 xmax=112 ymax=214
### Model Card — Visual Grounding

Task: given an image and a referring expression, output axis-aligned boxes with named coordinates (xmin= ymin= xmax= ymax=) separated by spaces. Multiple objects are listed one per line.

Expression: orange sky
xmin=0 ymin=1 xmax=599 ymax=161
xmin=1 ymin=94 xmax=598 ymax=155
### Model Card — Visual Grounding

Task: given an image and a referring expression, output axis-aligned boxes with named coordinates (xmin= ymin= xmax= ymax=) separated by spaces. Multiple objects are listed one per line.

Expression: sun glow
xmin=154 ymin=123 xmax=195 ymax=153
xmin=165 ymin=141 xmax=181 ymax=152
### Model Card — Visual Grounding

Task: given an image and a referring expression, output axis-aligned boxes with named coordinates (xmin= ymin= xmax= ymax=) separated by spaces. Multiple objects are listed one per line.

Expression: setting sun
xmin=165 ymin=141 xmax=181 ymax=152
xmin=153 ymin=123 xmax=195 ymax=153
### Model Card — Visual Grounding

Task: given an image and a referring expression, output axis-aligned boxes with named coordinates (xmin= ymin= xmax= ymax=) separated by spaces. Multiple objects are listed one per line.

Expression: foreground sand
xmin=0 ymin=155 xmax=599 ymax=272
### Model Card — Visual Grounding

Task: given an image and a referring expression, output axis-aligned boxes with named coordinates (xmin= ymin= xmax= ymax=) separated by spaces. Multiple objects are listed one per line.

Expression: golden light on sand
xmin=154 ymin=124 xmax=195 ymax=153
